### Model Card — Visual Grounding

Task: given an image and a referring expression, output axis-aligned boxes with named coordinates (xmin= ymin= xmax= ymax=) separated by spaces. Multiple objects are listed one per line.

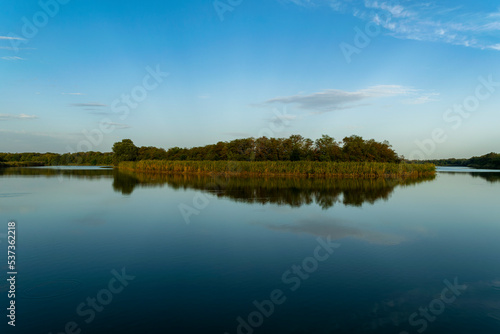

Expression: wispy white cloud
xmin=0 ymin=36 xmax=25 ymax=40
xmin=360 ymin=84 xmax=418 ymax=96
xmin=284 ymin=0 xmax=500 ymax=50
xmin=62 ymin=92 xmax=85 ymax=96
xmin=487 ymin=43 xmax=500 ymax=51
xmin=264 ymin=85 xmax=421 ymax=112
xmin=1 ymin=56 xmax=24 ymax=61
xmin=100 ymin=121 xmax=131 ymax=130
xmin=71 ymin=103 xmax=107 ymax=107
xmin=0 ymin=46 xmax=34 ymax=50
xmin=0 ymin=113 xmax=38 ymax=120
xmin=404 ymin=92 xmax=440 ymax=105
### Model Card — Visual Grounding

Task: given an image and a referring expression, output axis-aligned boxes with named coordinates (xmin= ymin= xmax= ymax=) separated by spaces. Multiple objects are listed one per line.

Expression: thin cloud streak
xmin=0 ymin=46 xmax=35 ymax=50
xmin=0 ymin=36 xmax=25 ymax=40
xmin=71 ymin=103 xmax=107 ymax=107
xmin=264 ymin=85 xmax=421 ymax=112
xmin=0 ymin=113 xmax=38 ymax=120
xmin=404 ymin=93 xmax=440 ymax=105
xmin=1 ymin=56 xmax=24 ymax=61
xmin=100 ymin=122 xmax=131 ymax=130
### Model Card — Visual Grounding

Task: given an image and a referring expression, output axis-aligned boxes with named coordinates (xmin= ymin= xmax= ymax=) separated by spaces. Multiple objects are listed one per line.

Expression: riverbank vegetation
xmin=1 ymin=135 xmax=438 ymax=177
xmin=418 ymin=152 xmax=500 ymax=170
xmin=119 ymin=160 xmax=435 ymax=178
xmin=0 ymin=152 xmax=114 ymax=166
xmin=112 ymin=135 xmax=434 ymax=177
xmin=1 ymin=134 xmax=401 ymax=167
xmin=112 ymin=135 xmax=402 ymax=163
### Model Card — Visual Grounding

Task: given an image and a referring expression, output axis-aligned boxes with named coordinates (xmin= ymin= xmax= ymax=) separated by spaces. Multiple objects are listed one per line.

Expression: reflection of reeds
xmin=0 ymin=167 xmax=436 ymax=208
xmin=113 ymin=171 xmax=436 ymax=208
xmin=118 ymin=160 xmax=435 ymax=178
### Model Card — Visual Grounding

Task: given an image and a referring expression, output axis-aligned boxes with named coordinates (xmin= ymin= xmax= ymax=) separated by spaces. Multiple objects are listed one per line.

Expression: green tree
xmin=341 ymin=135 xmax=365 ymax=161
xmin=112 ymin=139 xmax=139 ymax=164
xmin=315 ymin=135 xmax=341 ymax=161
xmin=286 ymin=135 xmax=304 ymax=161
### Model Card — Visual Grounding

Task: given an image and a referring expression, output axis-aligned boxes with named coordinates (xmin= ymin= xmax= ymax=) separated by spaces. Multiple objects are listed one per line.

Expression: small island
xmin=0 ymin=134 xmax=436 ymax=178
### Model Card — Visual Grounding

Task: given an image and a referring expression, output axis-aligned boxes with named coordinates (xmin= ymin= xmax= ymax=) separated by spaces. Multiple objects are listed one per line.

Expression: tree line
xmin=112 ymin=135 xmax=402 ymax=163
xmin=0 ymin=152 xmax=114 ymax=166
xmin=421 ymin=152 xmax=500 ymax=170
xmin=1 ymin=134 xmax=402 ymax=166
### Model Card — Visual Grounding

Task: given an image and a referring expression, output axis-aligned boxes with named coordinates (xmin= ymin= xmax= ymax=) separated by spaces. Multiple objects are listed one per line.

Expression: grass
xmin=118 ymin=160 xmax=435 ymax=178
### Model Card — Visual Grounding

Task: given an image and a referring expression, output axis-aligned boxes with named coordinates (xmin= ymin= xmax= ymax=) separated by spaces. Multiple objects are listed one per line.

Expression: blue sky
xmin=1 ymin=0 xmax=499 ymax=159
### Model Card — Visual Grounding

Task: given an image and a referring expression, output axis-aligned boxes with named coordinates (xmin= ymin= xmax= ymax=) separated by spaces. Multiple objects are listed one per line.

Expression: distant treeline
xmin=0 ymin=134 xmax=403 ymax=167
xmin=421 ymin=152 xmax=500 ymax=170
xmin=112 ymin=135 xmax=402 ymax=163
xmin=0 ymin=152 xmax=114 ymax=166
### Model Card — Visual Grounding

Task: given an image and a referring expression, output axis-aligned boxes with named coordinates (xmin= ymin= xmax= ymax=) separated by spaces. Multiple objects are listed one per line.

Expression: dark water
xmin=1 ymin=166 xmax=500 ymax=334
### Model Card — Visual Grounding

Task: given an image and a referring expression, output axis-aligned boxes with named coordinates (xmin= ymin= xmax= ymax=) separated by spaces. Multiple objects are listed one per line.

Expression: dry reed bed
xmin=119 ymin=161 xmax=435 ymax=178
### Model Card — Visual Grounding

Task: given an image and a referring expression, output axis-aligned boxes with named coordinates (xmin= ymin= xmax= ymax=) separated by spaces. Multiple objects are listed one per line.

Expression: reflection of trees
xmin=113 ymin=171 xmax=435 ymax=208
xmin=112 ymin=171 xmax=140 ymax=195
xmin=0 ymin=167 xmax=113 ymax=180
xmin=0 ymin=167 xmax=136 ymax=196
xmin=470 ymin=172 xmax=500 ymax=183
xmin=1 ymin=167 xmax=436 ymax=208
xmin=441 ymin=171 xmax=500 ymax=183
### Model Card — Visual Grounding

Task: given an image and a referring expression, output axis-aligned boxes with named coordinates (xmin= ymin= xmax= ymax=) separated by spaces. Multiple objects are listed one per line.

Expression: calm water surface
xmin=1 ymin=166 xmax=500 ymax=334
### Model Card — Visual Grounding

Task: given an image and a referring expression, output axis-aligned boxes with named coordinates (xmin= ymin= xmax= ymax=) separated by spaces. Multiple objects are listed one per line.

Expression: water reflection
xmin=2 ymin=166 xmax=500 ymax=334
xmin=343 ymin=278 xmax=500 ymax=334
xmin=113 ymin=171 xmax=436 ymax=209
xmin=113 ymin=172 xmax=434 ymax=209
xmin=470 ymin=173 xmax=500 ymax=183
xmin=256 ymin=216 xmax=406 ymax=245
xmin=0 ymin=167 xmax=436 ymax=208
xmin=0 ymin=166 xmax=114 ymax=179
xmin=436 ymin=167 xmax=500 ymax=183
